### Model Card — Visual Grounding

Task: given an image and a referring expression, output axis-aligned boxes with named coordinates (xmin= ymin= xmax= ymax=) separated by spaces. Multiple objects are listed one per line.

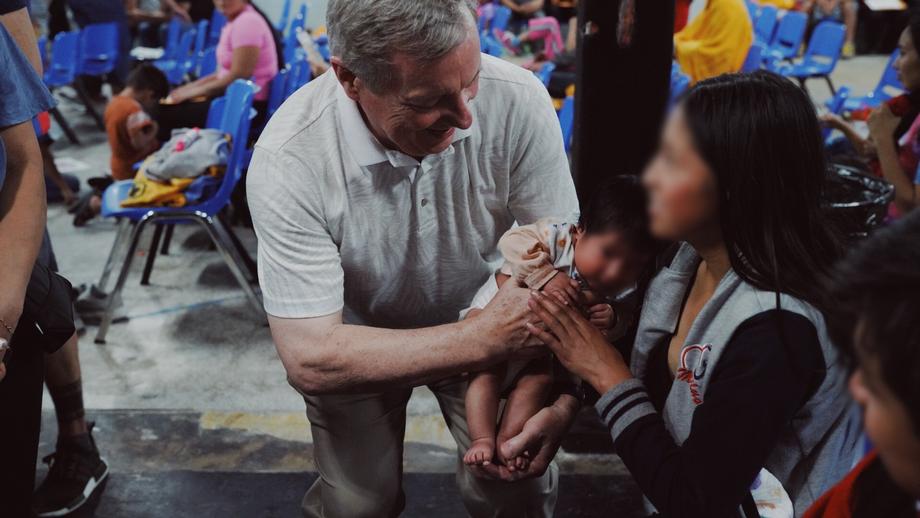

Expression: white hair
xmin=327 ymin=0 xmax=478 ymax=92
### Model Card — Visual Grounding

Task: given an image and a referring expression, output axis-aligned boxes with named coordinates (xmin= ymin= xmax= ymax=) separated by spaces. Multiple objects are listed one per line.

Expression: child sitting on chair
xmin=462 ymin=176 xmax=660 ymax=469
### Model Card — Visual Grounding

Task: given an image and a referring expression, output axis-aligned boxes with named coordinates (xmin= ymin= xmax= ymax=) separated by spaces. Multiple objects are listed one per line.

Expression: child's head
xmin=827 ymin=211 xmax=920 ymax=498
xmin=573 ymin=175 xmax=660 ymax=295
xmin=125 ymin=65 xmax=169 ymax=110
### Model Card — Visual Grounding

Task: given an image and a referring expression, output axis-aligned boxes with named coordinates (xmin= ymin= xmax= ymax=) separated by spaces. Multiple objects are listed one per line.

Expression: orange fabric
xmin=803 ymin=451 xmax=878 ymax=518
xmin=104 ymin=96 xmax=158 ymax=181
xmin=673 ymin=0 xmax=753 ymax=83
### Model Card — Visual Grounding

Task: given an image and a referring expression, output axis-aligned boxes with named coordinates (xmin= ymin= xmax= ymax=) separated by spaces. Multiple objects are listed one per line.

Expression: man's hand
xmin=467 ymin=394 xmax=579 ymax=481
xmin=479 ymin=281 xmax=547 ymax=362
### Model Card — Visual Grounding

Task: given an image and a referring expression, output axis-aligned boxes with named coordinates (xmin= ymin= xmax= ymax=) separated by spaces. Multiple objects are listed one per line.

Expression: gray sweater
xmin=595 ymin=243 xmax=860 ymax=517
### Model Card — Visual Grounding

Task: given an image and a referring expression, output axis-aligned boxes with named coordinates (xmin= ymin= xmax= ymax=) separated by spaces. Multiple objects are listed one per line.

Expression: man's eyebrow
xmin=404 ymin=68 xmax=482 ymax=102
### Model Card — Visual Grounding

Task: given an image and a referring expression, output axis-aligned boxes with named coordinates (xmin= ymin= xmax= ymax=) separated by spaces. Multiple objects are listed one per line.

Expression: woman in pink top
xmin=155 ymin=0 xmax=280 ymax=141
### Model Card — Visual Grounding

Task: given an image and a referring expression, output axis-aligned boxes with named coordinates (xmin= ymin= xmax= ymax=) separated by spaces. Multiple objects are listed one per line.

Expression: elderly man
xmin=248 ymin=0 xmax=579 ymax=515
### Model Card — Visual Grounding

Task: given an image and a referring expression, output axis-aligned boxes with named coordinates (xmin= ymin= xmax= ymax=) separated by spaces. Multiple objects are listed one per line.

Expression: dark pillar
xmin=572 ymin=0 xmax=675 ymax=200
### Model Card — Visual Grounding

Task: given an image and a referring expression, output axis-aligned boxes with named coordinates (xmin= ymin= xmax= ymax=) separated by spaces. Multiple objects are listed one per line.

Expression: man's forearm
xmin=278 ymin=318 xmax=505 ymax=395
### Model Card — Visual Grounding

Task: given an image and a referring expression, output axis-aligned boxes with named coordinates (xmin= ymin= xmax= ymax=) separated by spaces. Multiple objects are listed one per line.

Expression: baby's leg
xmin=463 ymin=364 xmax=505 ymax=466
xmin=496 ymin=356 xmax=554 ymax=469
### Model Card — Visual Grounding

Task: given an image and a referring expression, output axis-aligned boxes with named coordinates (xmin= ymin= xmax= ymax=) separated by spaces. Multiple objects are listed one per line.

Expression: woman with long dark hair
xmin=517 ymin=72 xmax=859 ymax=516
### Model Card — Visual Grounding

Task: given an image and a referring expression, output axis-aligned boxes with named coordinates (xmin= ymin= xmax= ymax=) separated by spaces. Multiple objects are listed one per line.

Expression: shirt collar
xmin=335 ymin=82 xmax=473 ymax=168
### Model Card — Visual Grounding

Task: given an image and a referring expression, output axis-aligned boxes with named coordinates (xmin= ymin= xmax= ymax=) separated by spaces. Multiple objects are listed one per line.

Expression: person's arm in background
xmin=868 ymin=104 xmax=920 ymax=212
xmin=0 ymin=7 xmax=54 ymax=378
xmin=160 ymin=0 xmax=191 ymax=23
xmin=820 ymin=112 xmax=875 ymax=156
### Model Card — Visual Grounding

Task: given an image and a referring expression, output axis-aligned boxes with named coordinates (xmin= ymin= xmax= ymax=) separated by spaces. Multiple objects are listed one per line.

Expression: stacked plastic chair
xmin=76 ymin=22 xmax=121 ymax=130
xmin=832 ymin=49 xmax=904 ymax=112
xmin=763 ymin=11 xmax=807 ymax=62
xmin=775 ymin=21 xmax=846 ymax=94
xmin=155 ymin=26 xmax=197 ymax=85
xmin=753 ymin=5 xmax=778 ymax=46
xmin=93 ymin=79 xmax=263 ymax=343
xmin=43 ymin=30 xmax=82 ymax=144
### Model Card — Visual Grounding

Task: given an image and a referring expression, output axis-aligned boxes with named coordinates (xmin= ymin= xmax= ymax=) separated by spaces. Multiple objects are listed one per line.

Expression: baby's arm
xmin=464 ymin=365 xmax=505 ymax=466
xmin=498 ymin=219 xmax=560 ymax=290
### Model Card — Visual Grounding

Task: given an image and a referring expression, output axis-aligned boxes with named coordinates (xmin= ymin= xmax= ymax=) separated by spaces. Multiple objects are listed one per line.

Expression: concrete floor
xmin=35 ymin=56 xmax=886 ymax=516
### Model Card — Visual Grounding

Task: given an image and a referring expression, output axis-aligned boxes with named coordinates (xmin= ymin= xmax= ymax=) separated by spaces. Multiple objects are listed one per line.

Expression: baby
xmin=463 ymin=176 xmax=660 ymax=469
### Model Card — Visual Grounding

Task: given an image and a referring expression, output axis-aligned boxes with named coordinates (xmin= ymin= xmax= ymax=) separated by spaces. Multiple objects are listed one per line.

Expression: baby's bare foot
xmin=464 ymin=437 xmax=496 ymax=466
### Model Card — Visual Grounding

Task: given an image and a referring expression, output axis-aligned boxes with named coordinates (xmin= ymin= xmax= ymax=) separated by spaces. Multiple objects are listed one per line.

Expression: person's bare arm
xmin=0 ymin=7 xmax=41 ymax=74
xmin=270 ymin=282 xmax=545 ymax=395
xmin=168 ymin=46 xmax=259 ymax=103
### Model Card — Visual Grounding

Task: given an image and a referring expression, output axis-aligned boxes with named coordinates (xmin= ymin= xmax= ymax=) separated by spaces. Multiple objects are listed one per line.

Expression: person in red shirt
xmin=807 ymin=212 xmax=920 ymax=518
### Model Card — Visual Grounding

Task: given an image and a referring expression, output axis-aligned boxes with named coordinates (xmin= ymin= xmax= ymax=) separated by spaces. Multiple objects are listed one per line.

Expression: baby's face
xmin=572 ymin=229 xmax=649 ymax=296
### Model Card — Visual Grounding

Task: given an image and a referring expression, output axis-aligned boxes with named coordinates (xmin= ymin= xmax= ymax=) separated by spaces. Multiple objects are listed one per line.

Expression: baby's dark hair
xmin=826 ymin=210 xmax=920 ymax=436
xmin=578 ymin=175 xmax=658 ymax=255
xmin=127 ymin=64 xmax=169 ymax=101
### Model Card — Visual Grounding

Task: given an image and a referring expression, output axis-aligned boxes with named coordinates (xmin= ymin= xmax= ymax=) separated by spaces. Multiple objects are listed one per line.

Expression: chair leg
xmin=48 ymin=107 xmax=80 ymax=145
xmin=98 ymin=218 xmax=133 ymax=292
xmin=198 ymin=216 xmax=264 ymax=316
xmin=73 ymin=77 xmax=106 ymax=131
xmin=161 ymin=225 xmax=175 ymax=255
xmin=217 ymin=212 xmax=257 ymax=282
xmin=140 ymin=224 xmax=165 ymax=286
xmin=824 ymin=75 xmax=836 ymax=96
xmin=95 ymin=217 xmax=151 ymax=344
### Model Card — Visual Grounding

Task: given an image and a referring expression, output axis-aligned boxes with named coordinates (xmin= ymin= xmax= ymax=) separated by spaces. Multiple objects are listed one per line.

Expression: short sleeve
xmin=247 ymin=146 xmax=345 ymax=319
xmin=507 ymin=74 xmax=579 ymax=225
xmin=0 ymin=0 xmax=28 ymax=15
xmin=228 ymin=11 xmax=267 ymax=50
xmin=0 ymin=25 xmax=55 ymax=129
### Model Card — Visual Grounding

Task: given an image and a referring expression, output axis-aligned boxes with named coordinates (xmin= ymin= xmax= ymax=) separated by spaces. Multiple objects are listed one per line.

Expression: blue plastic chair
xmin=765 ymin=11 xmax=807 ymax=61
xmin=185 ymin=19 xmax=210 ymax=76
xmin=283 ymin=5 xmax=308 ymax=64
xmin=277 ymin=0 xmax=292 ymax=32
xmin=314 ymin=34 xmax=330 ymax=62
xmin=285 ymin=57 xmax=311 ymax=98
xmin=492 ymin=6 xmax=512 ymax=33
xmin=155 ymin=27 xmax=196 ymax=84
xmin=78 ymin=22 xmax=120 ymax=76
xmin=43 ymin=31 xmax=82 ymax=144
xmin=754 ymin=5 xmax=778 ymax=45
xmin=160 ymin=18 xmax=183 ymax=60
xmin=536 ymin=62 xmax=556 ymax=87
xmin=197 ymin=47 xmax=217 ymax=77
xmin=208 ymin=11 xmax=226 ymax=47
xmin=558 ymin=95 xmax=574 ymax=153
xmin=776 ymin=21 xmax=846 ymax=94
xmin=837 ymin=49 xmax=904 ymax=111
xmin=742 ymin=42 xmax=764 ymax=72
xmin=669 ymin=62 xmax=690 ymax=109
xmin=822 ymin=85 xmax=850 ymax=142
xmin=94 ymin=79 xmax=263 ymax=343
xmin=267 ymin=66 xmax=290 ymax=117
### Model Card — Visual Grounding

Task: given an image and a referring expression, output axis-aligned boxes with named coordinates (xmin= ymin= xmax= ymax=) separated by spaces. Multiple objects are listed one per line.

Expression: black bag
xmin=19 ymin=260 xmax=76 ymax=354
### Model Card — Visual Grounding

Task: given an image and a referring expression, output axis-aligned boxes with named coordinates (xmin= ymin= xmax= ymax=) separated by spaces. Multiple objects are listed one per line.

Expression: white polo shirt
xmin=247 ymin=54 xmax=578 ymax=328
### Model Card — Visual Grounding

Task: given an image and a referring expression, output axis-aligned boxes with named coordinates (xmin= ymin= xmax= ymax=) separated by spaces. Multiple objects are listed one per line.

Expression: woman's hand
xmin=526 ymin=291 xmax=632 ymax=394
xmin=165 ymin=86 xmax=191 ymax=105
xmin=867 ymin=104 xmax=901 ymax=144
xmin=819 ymin=112 xmax=846 ymax=131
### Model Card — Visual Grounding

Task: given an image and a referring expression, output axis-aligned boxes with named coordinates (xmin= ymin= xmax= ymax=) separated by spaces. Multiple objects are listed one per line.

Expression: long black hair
xmin=680 ymin=71 xmax=843 ymax=312
xmin=248 ymin=1 xmax=286 ymax=69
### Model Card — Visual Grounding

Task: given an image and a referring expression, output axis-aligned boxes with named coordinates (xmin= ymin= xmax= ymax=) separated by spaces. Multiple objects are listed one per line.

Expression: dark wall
xmin=572 ymin=0 xmax=675 ymax=201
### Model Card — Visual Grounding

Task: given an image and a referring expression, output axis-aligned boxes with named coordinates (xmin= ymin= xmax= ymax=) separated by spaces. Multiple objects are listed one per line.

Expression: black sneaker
xmin=32 ymin=423 xmax=109 ymax=517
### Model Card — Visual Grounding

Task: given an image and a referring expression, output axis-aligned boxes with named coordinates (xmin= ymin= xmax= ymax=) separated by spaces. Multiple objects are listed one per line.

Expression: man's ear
xmin=331 ymin=58 xmax=360 ymax=101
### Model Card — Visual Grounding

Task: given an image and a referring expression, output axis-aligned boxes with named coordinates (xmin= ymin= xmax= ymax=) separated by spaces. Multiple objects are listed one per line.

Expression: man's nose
xmin=445 ymin=94 xmax=473 ymax=130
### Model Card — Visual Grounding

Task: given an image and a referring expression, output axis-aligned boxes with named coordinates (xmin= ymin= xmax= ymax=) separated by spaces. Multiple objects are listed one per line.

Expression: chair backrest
xmin=208 ymin=11 xmax=226 ymax=47
xmin=197 ymin=47 xmax=217 ymax=77
xmin=277 ymin=0 xmax=292 ymax=32
xmin=267 ymin=66 xmax=290 ymax=116
xmin=558 ymin=95 xmax=574 ymax=152
xmin=202 ymin=80 xmax=255 ymax=212
xmin=823 ymin=86 xmax=851 ymax=140
xmin=38 ymin=35 xmax=48 ymax=70
xmin=536 ymin=62 xmax=556 ymax=87
xmin=192 ymin=19 xmax=209 ymax=57
xmin=670 ymin=62 xmax=690 ymax=107
xmin=45 ymin=30 xmax=80 ymax=84
xmin=492 ymin=6 xmax=512 ymax=33
xmin=176 ymin=28 xmax=196 ymax=59
xmin=873 ymin=49 xmax=904 ymax=101
xmin=769 ymin=11 xmax=807 ymax=57
xmin=77 ymin=22 xmax=120 ymax=75
xmin=742 ymin=42 xmax=764 ymax=72
xmin=804 ymin=21 xmax=846 ymax=64
xmin=285 ymin=57 xmax=311 ymax=98
xmin=754 ymin=5 xmax=778 ymax=43
xmin=163 ymin=18 xmax=182 ymax=60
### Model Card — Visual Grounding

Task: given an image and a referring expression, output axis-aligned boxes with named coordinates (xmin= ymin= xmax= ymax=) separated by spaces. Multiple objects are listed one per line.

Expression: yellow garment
xmin=120 ymin=169 xmax=193 ymax=208
xmin=674 ymin=0 xmax=754 ymax=83
xmin=756 ymin=0 xmax=795 ymax=9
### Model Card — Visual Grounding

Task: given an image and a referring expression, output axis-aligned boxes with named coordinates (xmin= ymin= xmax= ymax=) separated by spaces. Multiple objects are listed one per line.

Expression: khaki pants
xmin=301 ymin=376 xmax=558 ymax=518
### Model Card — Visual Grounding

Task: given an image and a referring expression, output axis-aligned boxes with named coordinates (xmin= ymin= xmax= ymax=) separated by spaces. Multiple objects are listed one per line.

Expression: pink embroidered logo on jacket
xmin=676 ymin=344 xmax=712 ymax=405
